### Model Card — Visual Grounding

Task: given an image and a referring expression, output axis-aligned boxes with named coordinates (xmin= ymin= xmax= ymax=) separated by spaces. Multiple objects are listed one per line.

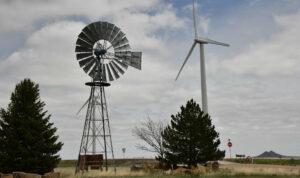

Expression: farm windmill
xmin=75 ymin=21 xmax=142 ymax=173
xmin=175 ymin=0 xmax=229 ymax=114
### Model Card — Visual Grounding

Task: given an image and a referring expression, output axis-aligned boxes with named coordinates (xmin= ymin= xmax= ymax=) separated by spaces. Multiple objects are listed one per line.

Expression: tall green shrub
xmin=161 ymin=99 xmax=224 ymax=168
xmin=0 ymin=79 xmax=63 ymax=174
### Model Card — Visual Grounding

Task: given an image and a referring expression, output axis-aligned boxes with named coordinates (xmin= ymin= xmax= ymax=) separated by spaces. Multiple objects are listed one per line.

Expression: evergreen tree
xmin=0 ymin=79 xmax=63 ymax=174
xmin=161 ymin=99 xmax=224 ymax=168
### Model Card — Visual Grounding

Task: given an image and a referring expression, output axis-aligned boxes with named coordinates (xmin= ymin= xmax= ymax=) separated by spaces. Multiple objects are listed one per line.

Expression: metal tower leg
xmin=76 ymin=83 xmax=115 ymax=174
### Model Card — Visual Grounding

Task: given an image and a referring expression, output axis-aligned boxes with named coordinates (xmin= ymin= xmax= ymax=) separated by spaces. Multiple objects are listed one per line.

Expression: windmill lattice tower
xmin=74 ymin=21 xmax=142 ymax=173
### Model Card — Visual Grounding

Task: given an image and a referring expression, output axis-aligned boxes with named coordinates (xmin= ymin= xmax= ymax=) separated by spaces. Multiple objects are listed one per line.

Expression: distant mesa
xmin=255 ymin=150 xmax=299 ymax=159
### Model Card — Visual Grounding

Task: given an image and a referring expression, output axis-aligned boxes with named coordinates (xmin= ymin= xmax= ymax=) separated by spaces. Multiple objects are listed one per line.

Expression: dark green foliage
xmin=161 ymin=99 xmax=224 ymax=167
xmin=0 ymin=79 xmax=63 ymax=174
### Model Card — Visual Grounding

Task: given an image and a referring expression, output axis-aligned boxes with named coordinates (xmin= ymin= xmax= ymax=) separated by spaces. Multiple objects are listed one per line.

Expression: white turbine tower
xmin=175 ymin=0 xmax=230 ymax=114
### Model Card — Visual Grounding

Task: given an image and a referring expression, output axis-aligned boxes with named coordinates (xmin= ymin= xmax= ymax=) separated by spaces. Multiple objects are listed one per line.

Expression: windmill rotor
xmin=75 ymin=21 xmax=142 ymax=83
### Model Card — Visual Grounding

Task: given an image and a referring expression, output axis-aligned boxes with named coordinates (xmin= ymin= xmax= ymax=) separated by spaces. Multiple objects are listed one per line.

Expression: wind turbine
xmin=175 ymin=0 xmax=229 ymax=114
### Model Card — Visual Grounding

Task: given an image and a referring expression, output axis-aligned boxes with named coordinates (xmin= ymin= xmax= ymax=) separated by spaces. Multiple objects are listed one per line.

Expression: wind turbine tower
xmin=175 ymin=0 xmax=230 ymax=114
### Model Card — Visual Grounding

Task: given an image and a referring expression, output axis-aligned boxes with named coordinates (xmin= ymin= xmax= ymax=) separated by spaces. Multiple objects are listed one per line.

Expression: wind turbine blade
xmin=175 ymin=42 xmax=197 ymax=81
xmin=195 ymin=37 xmax=230 ymax=47
xmin=76 ymin=98 xmax=90 ymax=115
xmin=192 ymin=0 xmax=198 ymax=38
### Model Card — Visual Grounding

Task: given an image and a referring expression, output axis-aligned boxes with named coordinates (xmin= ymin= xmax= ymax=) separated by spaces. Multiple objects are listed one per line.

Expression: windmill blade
xmin=88 ymin=63 xmax=99 ymax=78
xmin=113 ymin=58 xmax=128 ymax=69
xmin=114 ymin=37 xmax=129 ymax=48
xmin=92 ymin=22 xmax=103 ymax=40
xmin=107 ymin=23 xmax=115 ymax=41
xmin=82 ymin=26 xmax=97 ymax=44
xmin=76 ymin=38 xmax=93 ymax=48
xmin=94 ymin=22 xmax=104 ymax=40
xmin=111 ymin=61 xmax=125 ymax=74
xmin=78 ymin=56 xmax=94 ymax=67
xmin=109 ymin=63 xmax=120 ymax=79
xmin=115 ymin=51 xmax=131 ymax=59
xmin=109 ymin=26 xmax=120 ymax=42
xmin=83 ymin=60 xmax=95 ymax=73
xmin=102 ymin=64 xmax=107 ymax=82
xmin=111 ymin=31 xmax=125 ymax=47
xmin=195 ymin=37 xmax=230 ymax=47
xmin=87 ymin=23 xmax=100 ymax=42
xmin=76 ymin=52 xmax=93 ymax=61
xmin=175 ymin=41 xmax=197 ymax=81
xmin=106 ymin=64 xmax=114 ymax=81
xmin=75 ymin=45 xmax=92 ymax=53
xmin=100 ymin=22 xmax=109 ymax=41
xmin=78 ymin=32 xmax=94 ymax=45
xmin=115 ymin=44 xmax=131 ymax=52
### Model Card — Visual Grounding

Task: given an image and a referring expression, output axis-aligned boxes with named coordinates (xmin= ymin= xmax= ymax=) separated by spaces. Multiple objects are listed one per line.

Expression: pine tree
xmin=161 ymin=99 xmax=224 ymax=168
xmin=0 ymin=79 xmax=63 ymax=174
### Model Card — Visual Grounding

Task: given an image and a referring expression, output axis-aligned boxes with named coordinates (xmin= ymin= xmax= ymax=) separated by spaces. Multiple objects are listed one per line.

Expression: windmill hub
xmin=94 ymin=49 xmax=107 ymax=57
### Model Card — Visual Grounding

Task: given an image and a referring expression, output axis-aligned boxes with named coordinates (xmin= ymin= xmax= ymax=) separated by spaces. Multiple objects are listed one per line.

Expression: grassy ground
xmin=55 ymin=159 xmax=300 ymax=178
xmin=56 ymin=167 xmax=300 ymax=178
xmin=226 ymin=158 xmax=300 ymax=166
xmin=220 ymin=164 xmax=300 ymax=176
xmin=79 ymin=175 xmax=300 ymax=178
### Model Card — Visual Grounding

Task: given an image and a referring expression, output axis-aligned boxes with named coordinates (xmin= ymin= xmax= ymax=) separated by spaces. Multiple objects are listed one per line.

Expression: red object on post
xmin=227 ymin=142 xmax=232 ymax=147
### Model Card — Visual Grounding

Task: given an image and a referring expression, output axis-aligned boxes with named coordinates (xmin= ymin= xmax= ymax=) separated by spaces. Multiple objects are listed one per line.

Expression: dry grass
xmin=56 ymin=167 xmax=148 ymax=178
xmin=220 ymin=164 xmax=300 ymax=176
xmin=55 ymin=163 xmax=300 ymax=178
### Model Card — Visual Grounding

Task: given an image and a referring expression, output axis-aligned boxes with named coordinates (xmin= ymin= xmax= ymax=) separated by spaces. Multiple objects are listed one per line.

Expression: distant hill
xmin=255 ymin=151 xmax=300 ymax=158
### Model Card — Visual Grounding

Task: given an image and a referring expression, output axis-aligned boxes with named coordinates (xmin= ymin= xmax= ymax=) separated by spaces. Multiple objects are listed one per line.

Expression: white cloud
xmin=182 ymin=2 xmax=209 ymax=35
xmin=198 ymin=16 xmax=210 ymax=35
xmin=0 ymin=0 xmax=160 ymax=34
xmin=219 ymin=10 xmax=300 ymax=77
xmin=182 ymin=2 xmax=201 ymax=11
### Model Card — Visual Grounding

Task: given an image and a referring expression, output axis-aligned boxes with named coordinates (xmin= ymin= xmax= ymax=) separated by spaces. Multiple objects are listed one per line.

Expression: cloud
xmin=182 ymin=2 xmax=201 ymax=11
xmin=198 ymin=16 xmax=210 ymax=35
xmin=0 ymin=0 xmax=160 ymax=34
xmin=0 ymin=21 xmax=86 ymax=85
xmin=219 ymin=10 xmax=300 ymax=77
xmin=181 ymin=2 xmax=210 ymax=35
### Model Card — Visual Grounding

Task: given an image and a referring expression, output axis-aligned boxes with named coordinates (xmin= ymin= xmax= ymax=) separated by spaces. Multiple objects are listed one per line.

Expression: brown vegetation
xmin=220 ymin=163 xmax=300 ymax=176
xmin=0 ymin=173 xmax=13 ymax=178
xmin=0 ymin=172 xmax=60 ymax=178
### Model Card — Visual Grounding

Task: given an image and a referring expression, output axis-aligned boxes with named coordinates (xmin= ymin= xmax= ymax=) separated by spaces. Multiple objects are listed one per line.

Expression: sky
xmin=0 ymin=0 xmax=300 ymax=160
